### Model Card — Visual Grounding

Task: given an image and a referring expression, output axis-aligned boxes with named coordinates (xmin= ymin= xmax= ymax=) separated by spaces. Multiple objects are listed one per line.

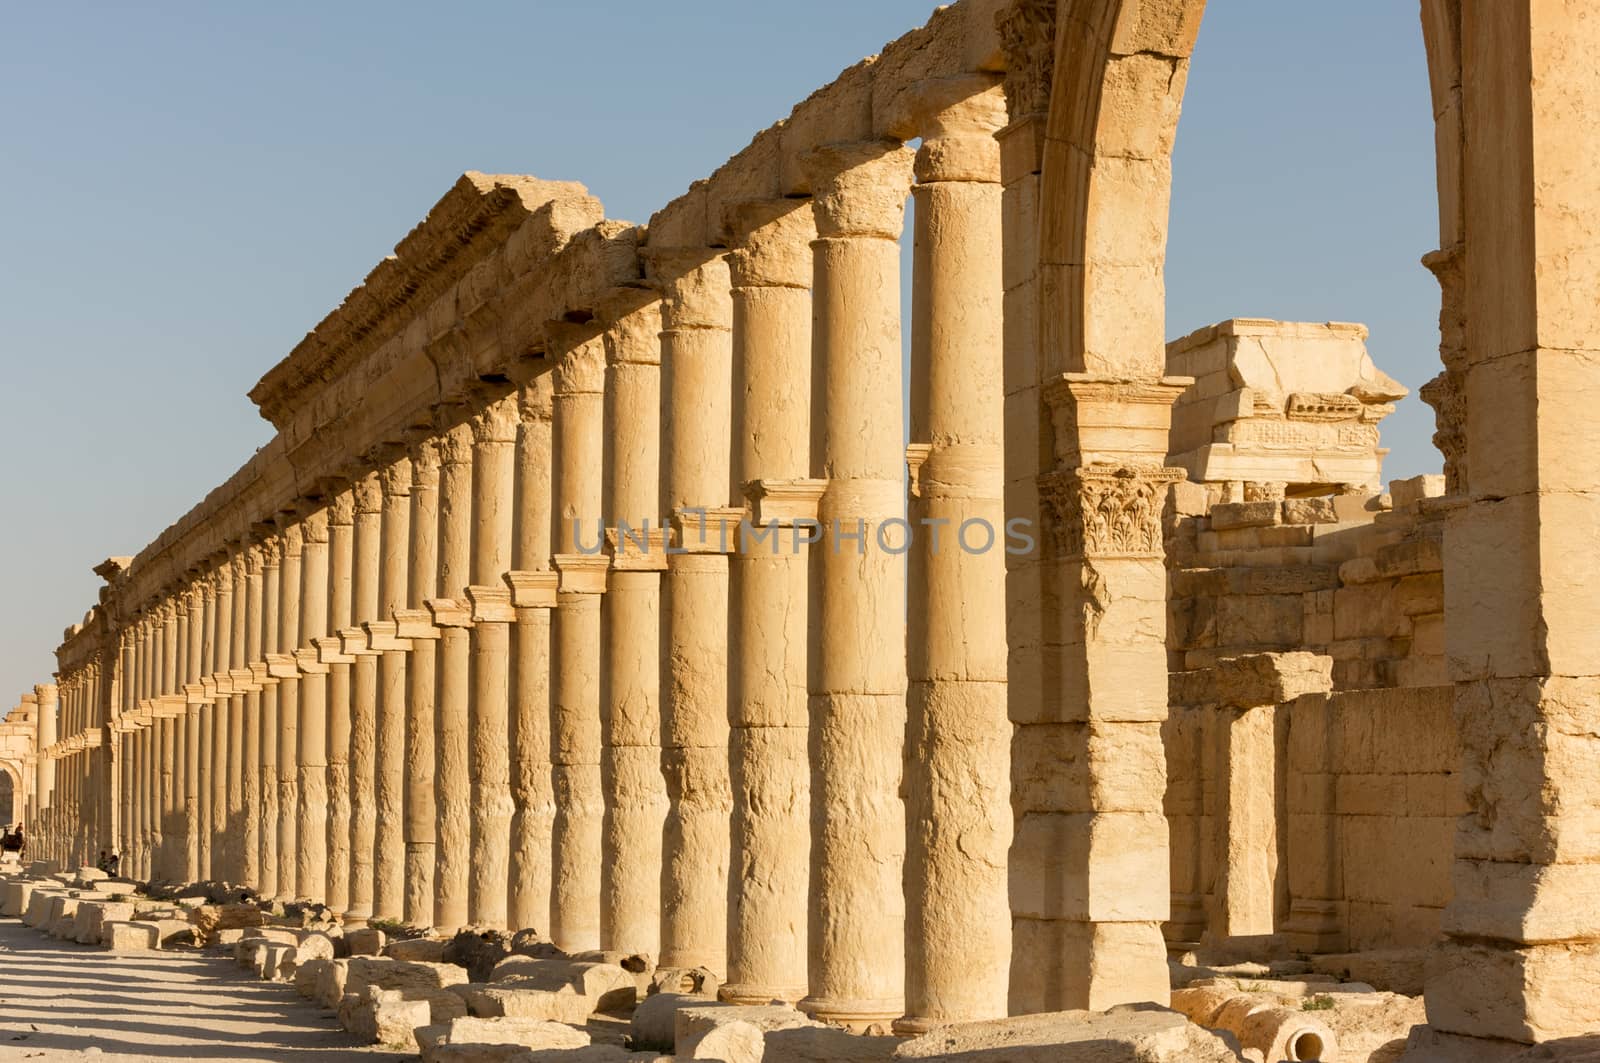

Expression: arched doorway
xmin=1018 ymin=0 xmax=1600 ymax=1047
xmin=0 ymin=764 xmax=16 ymax=826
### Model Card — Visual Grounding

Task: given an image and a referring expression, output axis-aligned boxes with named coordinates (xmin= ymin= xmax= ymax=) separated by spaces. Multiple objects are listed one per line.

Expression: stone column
xmin=372 ymin=451 xmax=411 ymax=922
xmin=275 ymin=520 xmax=303 ymax=900
xmin=258 ymin=538 xmax=282 ymax=900
xmin=170 ymin=600 xmax=191 ymax=880
xmin=652 ymin=249 xmax=735 ymax=976
xmin=723 ymin=200 xmax=818 ymax=1005
xmin=197 ymin=581 xmax=215 ymax=878
xmin=240 ymin=543 xmax=265 ymax=889
xmin=184 ymin=582 xmax=204 ymax=884
xmin=433 ymin=420 xmax=475 ymax=931
xmin=227 ymin=551 xmax=248 ymax=883
xmin=158 ymin=605 xmax=178 ymax=880
xmin=550 ymin=327 xmax=608 ymax=953
xmin=347 ymin=471 xmax=383 ymax=924
xmin=798 ymin=141 xmax=914 ymax=1028
xmin=601 ymin=301 xmax=668 ymax=959
xmin=402 ymin=439 xmax=441 ymax=924
xmin=211 ymin=555 xmax=234 ymax=880
xmin=34 ymin=683 xmax=55 ymax=853
xmin=900 ymin=78 xmax=1011 ymax=1033
xmin=1425 ymin=2 xmax=1600 ymax=1046
xmin=323 ymin=487 xmax=355 ymax=915
xmin=507 ymin=378 xmax=556 ymax=931
xmin=468 ymin=395 xmax=518 ymax=928
xmin=297 ymin=506 xmax=331 ymax=902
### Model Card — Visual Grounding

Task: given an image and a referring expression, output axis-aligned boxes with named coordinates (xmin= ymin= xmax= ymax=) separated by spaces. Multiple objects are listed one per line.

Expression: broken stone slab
xmin=346 ymin=926 xmax=387 ymax=955
xmin=97 ymin=881 xmax=137 ymax=897
xmin=514 ymin=1049 xmax=645 ymax=1062
xmin=675 ymin=1004 xmax=821 ymax=1059
xmin=414 ymin=1016 xmax=590 ymax=1063
xmin=339 ymin=987 xmax=434 ymax=1049
xmin=488 ymin=957 xmax=636 ymax=1012
xmin=296 ymin=958 xmax=333 ymax=1000
xmin=0 ymin=880 xmax=34 ymax=916
xmin=347 ymin=956 xmax=470 ymax=996
xmin=650 ymin=964 xmax=721 ymax=998
xmin=316 ymin=959 xmax=352 ymax=1009
xmin=23 ymin=890 xmax=62 ymax=927
xmin=74 ymin=866 xmax=109 ymax=883
xmin=104 ymin=920 xmax=160 ymax=951
xmin=459 ymin=985 xmax=594 ymax=1026
xmin=631 ymin=993 xmax=722 ymax=1051
xmin=761 ymin=1026 xmax=899 ymax=1062
xmin=892 ymin=1008 xmax=1243 ymax=1062
xmin=386 ymin=937 xmax=449 ymax=963
xmin=73 ymin=900 xmax=134 ymax=944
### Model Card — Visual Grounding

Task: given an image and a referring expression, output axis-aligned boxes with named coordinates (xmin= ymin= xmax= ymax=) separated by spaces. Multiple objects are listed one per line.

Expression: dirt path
xmin=0 ymin=918 xmax=410 ymax=1062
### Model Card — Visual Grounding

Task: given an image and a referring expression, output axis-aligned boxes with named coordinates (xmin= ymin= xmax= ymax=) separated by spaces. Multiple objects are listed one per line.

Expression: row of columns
xmin=43 ymin=74 xmax=1152 ymax=1029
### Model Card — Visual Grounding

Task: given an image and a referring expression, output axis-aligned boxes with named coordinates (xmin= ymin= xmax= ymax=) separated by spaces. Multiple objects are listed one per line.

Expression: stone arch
xmin=1031 ymin=0 xmax=1600 ymax=1046
xmin=0 ymin=760 xmax=20 ymax=827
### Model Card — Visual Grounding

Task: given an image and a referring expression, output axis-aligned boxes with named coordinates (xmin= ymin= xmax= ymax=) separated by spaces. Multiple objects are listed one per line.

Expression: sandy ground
xmin=0 ymin=918 xmax=411 ymax=1062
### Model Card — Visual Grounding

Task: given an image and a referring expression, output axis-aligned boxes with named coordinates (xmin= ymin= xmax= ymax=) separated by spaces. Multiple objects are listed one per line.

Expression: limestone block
xmin=295 ymin=932 xmax=336 ymax=965
xmin=347 ymin=956 xmax=470 ymax=998
xmin=1426 ymin=940 xmax=1600 ymax=1042
xmin=514 ymin=1049 xmax=638 ymax=1062
xmin=0 ymin=880 xmax=34 ymax=916
xmin=387 ymin=937 xmax=449 ymax=962
xmin=1216 ymin=594 xmax=1302 ymax=649
xmin=1008 ymin=920 xmax=1171 ymax=1014
xmin=760 ymin=1026 xmax=899 ymax=1062
xmin=296 ymin=958 xmax=332 ymax=1000
xmin=893 ymin=1007 xmax=1241 ymax=1061
xmin=416 ymin=1016 xmax=590 ymax=1063
xmin=1401 ymin=1026 xmax=1525 ymax=1063
xmin=75 ymin=866 xmax=109 ymax=882
xmin=675 ymin=1005 xmax=820 ymax=1058
xmin=340 ymin=987 xmax=434 ymax=1049
xmin=1010 ymin=813 xmax=1170 ymax=922
xmin=458 ymin=985 xmax=594 ymax=1025
xmin=147 ymin=918 xmax=196 ymax=948
xmin=317 ymin=958 xmax=353 ymax=1009
xmin=487 ymin=958 xmax=635 ymax=1012
xmin=631 ymin=993 xmax=721 ymax=1052
xmin=1011 ymin=722 xmax=1167 ymax=814
xmin=1210 ymin=501 xmax=1280 ymax=531
xmin=262 ymin=942 xmax=298 ymax=981
xmin=98 ymin=881 xmax=137 ymax=897
xmin=75 ymin=901 xmax=133 ymax=944
xmin=347 ymin=926 xmax=387 ymax=955
xmin=104 ymin=920 xmax=160 ymax=951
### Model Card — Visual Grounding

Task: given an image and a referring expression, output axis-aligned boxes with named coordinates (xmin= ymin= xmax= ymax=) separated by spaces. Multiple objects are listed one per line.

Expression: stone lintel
xmin=670 ymin=506 xmax=745 ymax=554
xmin=313 ymin=636 xmax=355 ymax=665
xmin=362 ymin=620 xmax=413 ymax=652
xmin=605 ymin=528 xmax=669 ymax=572
xmin=425 ymin=597 xmax=474 ymax=629
xmin=292 ymin=647 xmax=330 ymax=675
xmin=503 ymin=571 xmax=559 ymax=609
xmin=551 ymin=555 xmax=610 ymax=595
xmin=465 ymin=585 xmax=516 ymax=623
xmin=265 ymin=654 xmax=300 ymax=679
xmin=393 ymin=609 xmax=442 ymax=641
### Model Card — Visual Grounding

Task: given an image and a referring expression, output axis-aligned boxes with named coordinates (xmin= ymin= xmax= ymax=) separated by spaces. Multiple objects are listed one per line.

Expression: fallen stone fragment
xmin=339 ymin=986 xmax=433 ymax=1049
xmin=415 ymin=1015 xmax=590 ymax=1063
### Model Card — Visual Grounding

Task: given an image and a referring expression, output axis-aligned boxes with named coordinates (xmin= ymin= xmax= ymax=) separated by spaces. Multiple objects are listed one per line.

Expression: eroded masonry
xmin=8 ymin=0 xmax=1600 ymax=1057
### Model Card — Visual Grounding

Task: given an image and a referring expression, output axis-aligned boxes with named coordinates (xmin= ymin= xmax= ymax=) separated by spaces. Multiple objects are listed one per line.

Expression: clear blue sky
xmin=0 ymin=1 xmax=1438 ymax=701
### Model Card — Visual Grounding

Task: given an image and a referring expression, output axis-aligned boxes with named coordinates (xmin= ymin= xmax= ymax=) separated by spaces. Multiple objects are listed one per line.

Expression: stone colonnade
xmin=28 ymin=34 xmax=1133 ymax=1028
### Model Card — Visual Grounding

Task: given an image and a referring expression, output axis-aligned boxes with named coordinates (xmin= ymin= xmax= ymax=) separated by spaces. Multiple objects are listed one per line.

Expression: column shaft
xmin=799 ymin=142 xmax=914 ymax=1027
xmin=325 ymin=489 xmax=355 ymax=914
xmin=404 ymin=440 xmax=441 ymax=924
xmin=349 ymin=473 xmax=383 ymax=923
xmin=374 ymin=453 xmax=411 ymax=921
xmin=298 ymin=509 xmax=331 ymax=901
xmin=435 ymin=421 xmax=475 ymax=931
xmin=258 ymin=541 xmax=282 ymax=900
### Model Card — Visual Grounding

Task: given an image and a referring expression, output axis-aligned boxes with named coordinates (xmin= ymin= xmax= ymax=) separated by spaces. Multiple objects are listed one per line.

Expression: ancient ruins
xmin=5 ymin=0 xmax=1598 ymax=1059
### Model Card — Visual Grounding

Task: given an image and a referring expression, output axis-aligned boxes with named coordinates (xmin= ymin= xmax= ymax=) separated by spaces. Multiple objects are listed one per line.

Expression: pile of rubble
xmin=10 ymin=861 xmax=1579 ymax=1063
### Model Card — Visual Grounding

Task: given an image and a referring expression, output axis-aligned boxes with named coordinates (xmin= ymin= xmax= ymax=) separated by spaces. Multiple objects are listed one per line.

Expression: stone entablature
xmin=1166 ymin=319 xmax=1409 ymax=496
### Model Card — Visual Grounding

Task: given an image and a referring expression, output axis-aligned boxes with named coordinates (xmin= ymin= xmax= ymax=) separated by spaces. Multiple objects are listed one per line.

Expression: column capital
xmin=643 ymin=248 xmax=732 ymax=329
xmin=301 ymin=507 xmax=330 ymax=545
xmin=725 ymin=200 xmax=816 ymax=289
xmin=503 ymin=570 xmax=558 ymax=609
xmin=329 ymin=484 xmax=357 ymax=526
xmin=410 ymin=435 xmax=442 ymax=486
xmin=353 ymin=470 xmax=384 ymax=515
xmin=1037 ymin=463 xmax=1185 ymax=559
xmin=471 ymin=392 xmax=521 ymax=446
xmin=550 ymin=332 xmax=607 ymax=397
xmin=909 ymin=75 xmax=1006 ymax=184
xmin=439 ymin=420 xmax=476 ymax=466
xmin=602 ymin=301 xmax=664 ymax=367
xmin=259 ymin=536 xmax=283 ymax=567
xmin=996 ymin=0 xmax=1057 ymax=120
xmin=801 ymin=140 xmax=915 ymax=239
xmin=274 ymin=513 xmax=305 ymax=555
xmin=380 ymin=453 xmax=413 ymax=498
xmin=551 ymin=554 xmax=609 ymax=594
xmin=518 ymin=375 xmax=554 ymax=424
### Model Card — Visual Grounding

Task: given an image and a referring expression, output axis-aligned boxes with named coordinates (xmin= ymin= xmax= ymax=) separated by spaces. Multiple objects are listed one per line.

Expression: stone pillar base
xmin=1426 ymin=940 xmax=1600 ymax=1043
xmin=796 ymin=997 xmax=902 ymax=1033
xmin=719 ymin=982 xmax=807 ymax=1007
xmin=1400 ymin=1026 xmax=1527 ymax=1063
xmin=1283 ymin=899 xmax=1345 ymax=955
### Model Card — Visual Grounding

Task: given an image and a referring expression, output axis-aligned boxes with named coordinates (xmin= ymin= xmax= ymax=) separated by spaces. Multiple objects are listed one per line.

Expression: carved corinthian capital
xmin=997 ymin=0 xmax=1058 ymax=119
xmin=1038 ymin=463 xmax=1182 ymax=558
